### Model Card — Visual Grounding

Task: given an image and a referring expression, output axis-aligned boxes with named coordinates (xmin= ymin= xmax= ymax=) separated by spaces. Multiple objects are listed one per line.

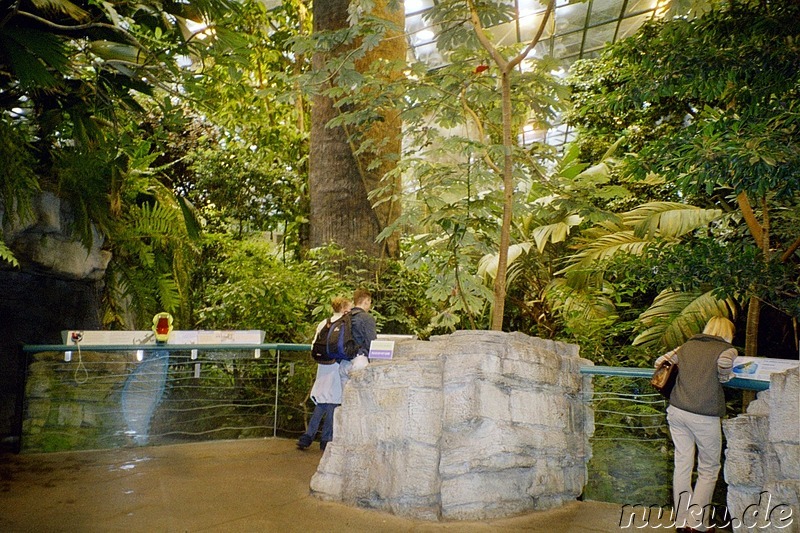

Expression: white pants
xmin=667 ymin=405 xmax=722 ymax=532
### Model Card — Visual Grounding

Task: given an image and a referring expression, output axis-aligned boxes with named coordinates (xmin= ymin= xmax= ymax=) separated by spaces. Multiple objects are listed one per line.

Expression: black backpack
xmin=310 ymin=310 xmax=360 ymax=364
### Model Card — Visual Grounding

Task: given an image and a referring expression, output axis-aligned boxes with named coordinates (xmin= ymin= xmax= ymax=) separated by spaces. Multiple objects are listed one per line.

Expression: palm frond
xmin=632 ymin=288 xmax=737 ymax=350
xmin=531 ymin=214 xmax=582 ymax=253
xmin=478 ymin=243 xmax=532 ymax=281
xmin=623 ymin=202 xmax=723 ymax=239
xmin=559 ymin=231 xmax=651 ymax=274
xmin=30 ymin=0 xmax=89 ymax=21
xmin=546 ymin=278 xmax=618 ymax=322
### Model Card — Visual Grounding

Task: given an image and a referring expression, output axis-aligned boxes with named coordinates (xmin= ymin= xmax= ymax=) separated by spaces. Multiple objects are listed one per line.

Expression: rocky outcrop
xmin=310 ymin=330 xmax=594 ymax=521
xmin=723 ymin=366 xmax=799 ymax=533
xmin=2 ymin=191 xmax=111 ymax=279
xmin=1 ymin=192 xmax=108 ymax=451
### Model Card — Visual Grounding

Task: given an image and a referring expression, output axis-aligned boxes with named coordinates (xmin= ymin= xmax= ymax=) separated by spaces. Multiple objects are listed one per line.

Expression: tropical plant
xmin=0 ymin=0 xmax=246 ymax=326
xmin=566 ymin=0 xmax=800 ymax=355
xmin=297 ymin=0 xmax=569 ymax=327
xmin=180 ymin=0 xmax=311 ymax=247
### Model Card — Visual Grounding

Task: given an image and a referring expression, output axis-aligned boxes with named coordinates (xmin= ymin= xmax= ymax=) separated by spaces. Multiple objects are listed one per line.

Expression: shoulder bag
xmin=651 ymin=358 xmax=678 ymax=398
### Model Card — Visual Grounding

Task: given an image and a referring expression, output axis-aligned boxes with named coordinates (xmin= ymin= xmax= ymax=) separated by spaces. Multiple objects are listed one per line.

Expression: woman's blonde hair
xmin=703 ymin=316 xmax=735 ymax=343
xmin=331 ymin=296 xmax=352 ymax=313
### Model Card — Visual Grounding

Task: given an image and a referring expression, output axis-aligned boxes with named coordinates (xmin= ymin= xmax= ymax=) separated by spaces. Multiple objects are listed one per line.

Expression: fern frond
xmin=156 ymin=274 xmax=181 ymax=313
xmin=0 ymin=240 xmax=19 ymax=267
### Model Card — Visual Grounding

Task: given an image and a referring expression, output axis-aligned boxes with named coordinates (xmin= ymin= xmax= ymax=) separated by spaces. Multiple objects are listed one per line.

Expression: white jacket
xmin=309 ymin=313 xmax=344 ymax=405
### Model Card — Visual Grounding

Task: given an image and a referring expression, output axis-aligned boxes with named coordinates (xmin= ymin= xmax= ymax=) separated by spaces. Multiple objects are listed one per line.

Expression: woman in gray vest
xmin=654 ymin=316 xmax=738 ymax=533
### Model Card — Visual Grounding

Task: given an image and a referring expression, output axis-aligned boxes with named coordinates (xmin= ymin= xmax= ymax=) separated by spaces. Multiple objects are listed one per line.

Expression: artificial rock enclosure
xmin=311 ymin=331 xmax=595 ymax=521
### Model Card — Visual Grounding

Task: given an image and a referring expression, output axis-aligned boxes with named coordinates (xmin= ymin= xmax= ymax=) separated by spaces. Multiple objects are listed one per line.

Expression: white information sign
xmin=731 ymin=356 xmax=799 ymax=382
xmin=63 ymin=330 xmax=265 ymax=346
xmin=369 ymin=340 xmax=395 ymax=360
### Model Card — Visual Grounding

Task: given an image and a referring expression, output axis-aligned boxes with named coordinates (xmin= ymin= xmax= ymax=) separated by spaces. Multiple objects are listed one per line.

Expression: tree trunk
xmin=737 ymin=192 xmax=771 ymax=357
xmin=490 ymin=71 xmax=513 ymax=331
xmin=308 ymin=0 xmax=403 ymax=260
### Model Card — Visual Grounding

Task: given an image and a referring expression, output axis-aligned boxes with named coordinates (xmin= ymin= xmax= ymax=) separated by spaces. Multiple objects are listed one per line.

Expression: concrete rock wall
xmin=22 ymin=351 xmax=133 ymax=452
xmin=724 ymin=366 xmax=799 ymax=533
xmin=2 ymin=191 xmax=111 ymax=280
xmin=310 ymin=330 xmax=594 ymax=521
xmin=1 ymin=192 xmax=108 ymax=450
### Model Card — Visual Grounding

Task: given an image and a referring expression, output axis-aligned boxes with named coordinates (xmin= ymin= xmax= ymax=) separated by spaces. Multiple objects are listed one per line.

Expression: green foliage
xmin=633 ymin=289 xmax=736 ymax=351
xmin=177 ymin=0 xmax=309 ymax=245
xmin=564 ymin=0 xmax=800 ymax=353
xmin=362 ymin=259 xmax=438 ymax=339
xmin=192 ymin=236 xmax=351 ymax=342
xmin=567 ymin=1 xmax=800 ymax=200
xmin=0 ymin=118 xmax=39 ymax=221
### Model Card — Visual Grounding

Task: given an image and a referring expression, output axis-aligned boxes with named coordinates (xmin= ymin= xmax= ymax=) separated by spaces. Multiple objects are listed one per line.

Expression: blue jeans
xmin=298 ymin=403 xmax=337 ymax=447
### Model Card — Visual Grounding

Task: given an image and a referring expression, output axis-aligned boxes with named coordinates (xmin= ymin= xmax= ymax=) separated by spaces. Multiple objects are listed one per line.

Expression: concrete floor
xmin=0 ymin=438 xmax=677 ymax=532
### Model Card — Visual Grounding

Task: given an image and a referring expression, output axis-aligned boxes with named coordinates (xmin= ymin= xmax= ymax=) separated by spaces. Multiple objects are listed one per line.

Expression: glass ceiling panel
xmin=584 ymin=22 xmax=618 ymax=53
xmin=554 ymin=2 xmax=589 ymax=33
xmin=625 ymin=0 xmax=665 ymax=16
xmin=553 ymin=30 xmax=584 ymax=59
xmin=588 ymin=0 xmax=625 ymax=26
xmin=405 ymin=0 xmax=672 ymax=68
xmin=495 ymin=20 xmax=520 ymax=46
xmin=617 ymin=12 xmax=653 ymax=39
xmin=519 ymin=11 xmax=553 ymax=42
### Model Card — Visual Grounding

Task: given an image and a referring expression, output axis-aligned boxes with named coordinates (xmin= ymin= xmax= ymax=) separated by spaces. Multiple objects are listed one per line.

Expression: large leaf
xmin=31 ymin=0 xmax=89 ymax=21
xmin=559 ymin=231 xmax=651 ymax=273
xmin=531 ymin=214 xmax=582 ymax=253
xmin=89 ymin=41 xmax=148 ymax=66
xmin=632 ymin=288 xmax=737 ymax=350
xmin=478 ymin=243 xmax=532 ymax=281
xmin=623 ymin=202 xmax=724 ymax=239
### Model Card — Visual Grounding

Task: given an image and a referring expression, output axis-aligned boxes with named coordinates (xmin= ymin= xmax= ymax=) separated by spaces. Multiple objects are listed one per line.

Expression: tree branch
xmin=459 ymin=86 xmax=502 ymax=175
xmin=18 ymin=10 xmax=124 ymax=36
xmin=736 ymin=191 xmax=763 ymax=245
xmin=781 ymin=234 xmax=800 ymax=263
xmin=466 ymin=0 xmax=507 ymax=70
xmin=508 ymin=0 xmax=555 ymax=72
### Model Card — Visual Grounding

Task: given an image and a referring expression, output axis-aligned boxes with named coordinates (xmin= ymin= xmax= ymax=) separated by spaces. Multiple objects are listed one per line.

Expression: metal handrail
xmin=22 ymin=343 xmax=312 ymax=352
xmin=580 ymin=364 xmax=769 ymax=391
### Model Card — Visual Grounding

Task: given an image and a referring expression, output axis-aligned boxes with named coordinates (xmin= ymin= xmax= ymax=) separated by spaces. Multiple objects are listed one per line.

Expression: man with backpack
xmin=297 ymin=296 xmax=352 ymax=451
xmin=350 ymin=288 xmax=377 ymax=356
xmin=339 ymin=288 xmax=377 ymax=384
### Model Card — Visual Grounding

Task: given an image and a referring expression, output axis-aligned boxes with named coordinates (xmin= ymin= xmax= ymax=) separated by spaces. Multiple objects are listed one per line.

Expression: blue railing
xmin=22 ymin=343 xmax=312 ymax=353
xmin=580 ymin=365 xmax=769 ymax=391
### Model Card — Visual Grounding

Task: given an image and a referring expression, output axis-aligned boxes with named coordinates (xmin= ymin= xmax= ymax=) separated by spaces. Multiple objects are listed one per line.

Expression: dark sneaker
xmin=297 ymin=435 xmax=312 ymax=450
xmin=320 ymin=441 xmax=329 ymax=451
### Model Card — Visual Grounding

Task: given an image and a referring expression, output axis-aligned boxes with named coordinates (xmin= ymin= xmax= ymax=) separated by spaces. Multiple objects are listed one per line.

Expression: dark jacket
xmin=350 ymin=307 xmax=377 ymax=356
